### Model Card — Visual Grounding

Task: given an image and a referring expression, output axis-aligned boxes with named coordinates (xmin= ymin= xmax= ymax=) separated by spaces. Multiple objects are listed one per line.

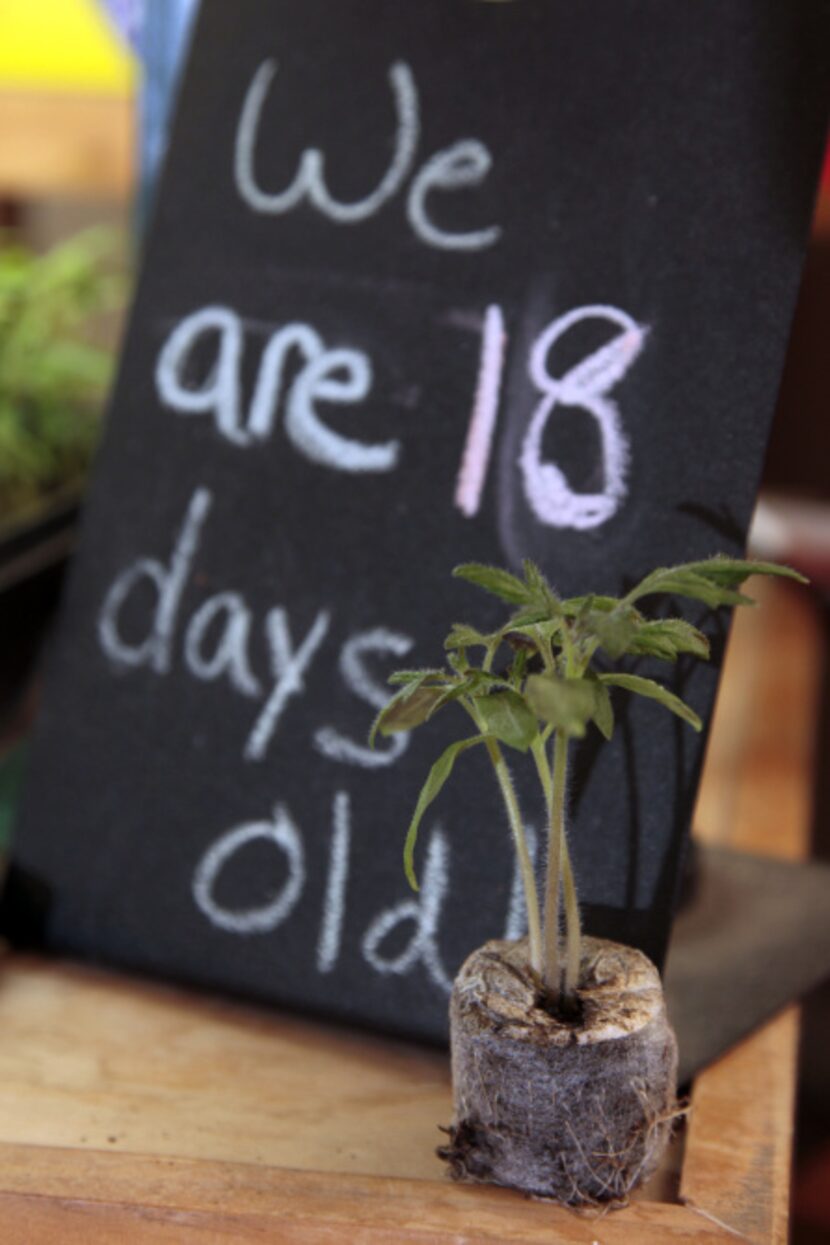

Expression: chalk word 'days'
xmin=192 ymin=791 xmax=535 ymax=993
xmin=98 ymin=487 xmax=413 ymax=765
xmin=235 ymin=59 xmax=501 ymax=252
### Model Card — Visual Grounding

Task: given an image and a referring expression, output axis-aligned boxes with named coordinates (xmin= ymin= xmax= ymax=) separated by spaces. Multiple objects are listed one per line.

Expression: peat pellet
xmin=441 ymin=935 xmax=678 ymax=1205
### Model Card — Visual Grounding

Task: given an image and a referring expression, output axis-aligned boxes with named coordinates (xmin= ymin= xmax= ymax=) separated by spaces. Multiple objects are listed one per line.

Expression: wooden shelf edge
xmin=0 ymin=1140 xmax=742 ymax=1244
xmin=680 ymin=1006 xmax=800 ymax=1245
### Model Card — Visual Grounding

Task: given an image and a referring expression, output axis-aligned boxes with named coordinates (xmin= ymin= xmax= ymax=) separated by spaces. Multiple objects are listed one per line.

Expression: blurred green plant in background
xmin=0 ymin=228 xmax=125 ymax=531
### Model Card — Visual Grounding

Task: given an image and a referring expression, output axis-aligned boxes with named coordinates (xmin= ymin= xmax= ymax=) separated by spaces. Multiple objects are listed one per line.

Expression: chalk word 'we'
xmin=235 ymin=59 xmax=501 ymax=252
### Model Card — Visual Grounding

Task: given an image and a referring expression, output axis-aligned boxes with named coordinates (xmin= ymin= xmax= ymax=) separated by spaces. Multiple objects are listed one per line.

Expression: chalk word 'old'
xmin=192 ymin=791 xmax=538 ymax=993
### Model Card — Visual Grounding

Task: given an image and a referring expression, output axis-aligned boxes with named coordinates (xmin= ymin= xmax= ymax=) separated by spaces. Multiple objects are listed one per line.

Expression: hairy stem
xmin=531 ymin=735 xmax=557 ymax=997
xmin=561 ymin=830 xmax=582 ymax=998
xmin=530 ymin=736 xmax=553 ymax=808
xmin=484 ymin=737 xmax=543 ymax=976
xmin=542 ymin=728 xmax=569 ymax=1002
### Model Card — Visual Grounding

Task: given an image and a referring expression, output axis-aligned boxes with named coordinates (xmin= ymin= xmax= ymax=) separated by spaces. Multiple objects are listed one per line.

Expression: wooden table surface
xmin=0 ymin=577 xmax=820 ymax=1243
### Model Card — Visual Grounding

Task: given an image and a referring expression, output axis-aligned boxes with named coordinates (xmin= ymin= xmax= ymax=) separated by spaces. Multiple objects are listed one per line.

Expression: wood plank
xmin=681 ymin=1008 xmax=799 ymax=1245
xmin=0 ymin=91 xmax=133 ymax=199
xmin=0 ymin=1143 xmax=735 ymax=1244
xmin=682 ymin=578 xmax=820 ymax=1243
xmin=0 ymin=955 xmax=451 ymax=1181
xmin=693 ymin=577 xmax=820 ymax=862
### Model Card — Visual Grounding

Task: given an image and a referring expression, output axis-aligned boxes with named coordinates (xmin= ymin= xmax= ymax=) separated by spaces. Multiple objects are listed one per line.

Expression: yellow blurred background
xmin=0 ymin=0 xmax=135 ymax=93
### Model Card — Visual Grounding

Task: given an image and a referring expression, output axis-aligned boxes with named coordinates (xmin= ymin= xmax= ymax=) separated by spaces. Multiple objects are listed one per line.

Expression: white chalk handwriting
xmin=234 ymin=59 xmax=500 ymax=252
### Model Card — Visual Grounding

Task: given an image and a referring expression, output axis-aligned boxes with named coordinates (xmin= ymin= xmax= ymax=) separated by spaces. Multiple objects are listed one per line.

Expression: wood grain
xmin=693 ymin=576 xmax=820 ymax=863
xmin=680 ymin=578 xmax=820 ymax=1244
xmin=0 ymin=955 xmax=451 ymax=1180
xmin=0 ymin=1143 xmax=737 ymax=1244
xmin=681 ymin=1007 xmax=799 ymax=1245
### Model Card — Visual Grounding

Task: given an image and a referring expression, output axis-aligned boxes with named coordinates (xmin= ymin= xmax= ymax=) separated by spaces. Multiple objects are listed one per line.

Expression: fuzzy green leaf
xmin=453 ymin=562 xmax=532 ymax=605
xmin=522 ymin=559 xmax=562 ymax=613
xmin=427 ymin=679 xmax=476 ymax=717
xmin=583 ymin=605 xmax=641 ymax=659
xmin=422 ymin=670 xmax=509 ymax=721
xmin=586 ymin=675 xmax=614 ymax=740
xmin=370 ymin=685 xmax=447 ymax=745
xmin=504 ymin=606 xmax=550 ymax=629
xmin=599 ymin=673 xmax=702 ymax=731
xmin=525 ymin=674 xmax=598 ymax=738
xmin=504 ymin=618 xmax=563 ymax=644
xmin=387 ymin=668 xmax=446 ymax=686
xmin=671 ymin=556 xmax=808 ymax=587
xmin=522 ymin=558 xmax=548 ymax=594
xmin=475 ymin=689 xmax=538 ymax=752
xmin=447 ymin=648 xmax=468 ymax=673
xmin=627 ymin=619 xmax=710 ymax=662
xmin=444 ymin=622 xmax=492 ymax=651
xmin=404 ymin=736 xmax=485 ymax=889
xmin=625 ymin=567 xmax=753 ymax=608
xmin=561 ymin=594 xmax=620 ymax=616
xmin=625 ymin=556 xmax=807 ymax=608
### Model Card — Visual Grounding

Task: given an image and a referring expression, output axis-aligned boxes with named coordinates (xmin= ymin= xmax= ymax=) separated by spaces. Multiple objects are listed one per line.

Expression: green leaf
xmin=468 ymin=669 xmax=511 ymax=693
xmin=586 ymin=674 xmax=614 ymax=740
xmin=522 ymin=558 xmax=548 ymax=594
xmin=404 ymin=736 xmax=485 ymax=889
xmin=504 ymin=606 xmax=550 ymax=629
xmin=625 ymin=567 xmax=753 ymax=608
xmin=447 ymin=649 xmax=470 ymax=675
xmin=525 ymin=674 xmax=598 ymax=738
xmin=522 ymin=559 xmax=562 ymax=613
xmin=624 ymin=555 xmax=807 ymax=608
xmin=561 ymin=594 xmax=620 ymax=616
xmin=672 ymin=555 xmax=808 ymax=587
xmin=444 ymin=622 xmax=493 ymax=651
xmin=387 ymin=668 xmax=446 ymax=686
xmin=453 ymin=562 xmax=532 ymax=605
xmin=627 ymin=619 xmax=710 ymax=663
xmin=370 ymin=685 xmax=447 ymax=745
xmin=598 ymin=673 xmax=702 ymax=731
xmin=475 ymin=689 xmax=538 ymax=752
xmin=504 ymin=618 xmax=563 ymax=644
xmin=426 ymin=679 xmax=478 ymax=717
xmin=582 ymin=605 xmax=641 ymax=659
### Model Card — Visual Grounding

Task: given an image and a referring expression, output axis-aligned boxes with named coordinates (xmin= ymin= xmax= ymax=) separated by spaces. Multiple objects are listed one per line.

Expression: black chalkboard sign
xmin=10 ymin=0 xmax=829 ymax=1043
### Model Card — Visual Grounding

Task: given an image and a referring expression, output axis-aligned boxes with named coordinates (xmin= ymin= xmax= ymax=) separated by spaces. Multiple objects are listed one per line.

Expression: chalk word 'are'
xmin=235 ymin=59 xmax=501 ymax=252
xmin=98 ymin=487 xmax=411 ymax=765
xmin=156 ymin=306 xmax=397 ymax=467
